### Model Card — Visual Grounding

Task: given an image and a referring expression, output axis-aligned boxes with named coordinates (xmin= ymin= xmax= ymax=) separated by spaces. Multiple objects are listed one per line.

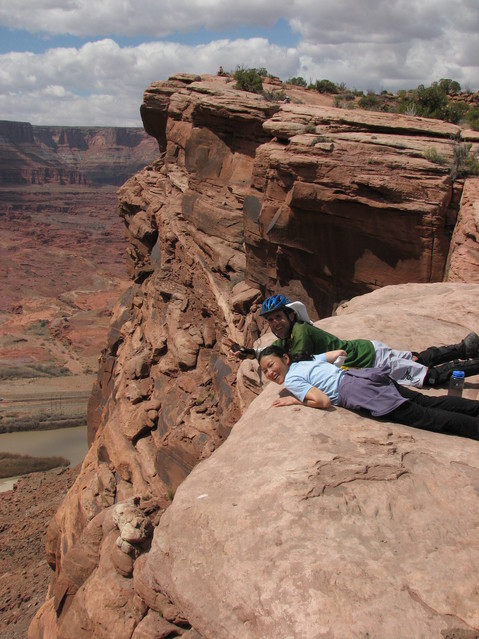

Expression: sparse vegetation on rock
xmin=233 ymin=66 xmax=265 ymax=93
xmin=423 ymin=147 xmax=449 ymax=166
xmin=451 ymin=142 xmax=479 ymax=180
xmin=234 ymin=69 xmax=479 ymax=129
xmin=312 ymin=79 xmax=340 ymax=94
xmin=286 ymin=76 xmax=307 ymax=87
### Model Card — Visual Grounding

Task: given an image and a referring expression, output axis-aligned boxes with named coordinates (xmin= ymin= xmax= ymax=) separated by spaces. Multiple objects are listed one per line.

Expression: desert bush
xmin=451 ymin=142 xmax=479 ymax=180
xmin=286 ymin=76 xmax=307 ymax=87
xmin=358 ymin=92 xmax=384 ymax=110
xmin=437 ymin=78 xmax=461 ymax=95
xmin=465 ymin=107 xmax=479 ymax=131
xmin=443 ymin=101 xmax=469 ymax=125
xmin=262 ymin=89 xmax=287 ymax=102
xmin=313 ymin=79 xmax=340 ymax=94
xmin=27 ymin=319 xmax=50 ymax=337
xmin=424 ymin=147 xmax=449 ymax=166
xmin=334 ymin=96 xmax=355 ymax=109
xmin=233 ymin=66 xmax=264 ymax=93
xmin=397 ymin=79 xmax=467 ymax=123
xmin=415 ymin=83 xmax=449 ymax=118
xmin=0 ymin=416 xmax=86 ymax=434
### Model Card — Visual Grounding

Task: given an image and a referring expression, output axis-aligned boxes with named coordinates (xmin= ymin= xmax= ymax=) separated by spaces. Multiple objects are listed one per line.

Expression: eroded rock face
xmin=0 ymin=119 xmax=158 ymax=378
xmin=135 ymin=283 xmax=479 ymax=639
xmin=29 ymin=75 xmax=479 ymax=638
xmin=446 ymin=177 xmax=479 ymax=282
xmin=0 ymin=120 xmax=158 ymax=186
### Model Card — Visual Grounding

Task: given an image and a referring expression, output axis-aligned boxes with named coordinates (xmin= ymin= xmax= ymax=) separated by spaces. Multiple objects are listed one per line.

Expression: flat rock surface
xmin=144 ymin=283 xmax=479 ymax=639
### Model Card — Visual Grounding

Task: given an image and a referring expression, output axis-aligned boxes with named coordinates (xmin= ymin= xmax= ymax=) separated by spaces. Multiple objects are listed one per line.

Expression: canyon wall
xmin=28 ymin=74 xmax=479 ymax=638
xmin=0 ymin=120 xmax=158 ymax=186
xmin=0 ymin=120 xmax=158 ymax=378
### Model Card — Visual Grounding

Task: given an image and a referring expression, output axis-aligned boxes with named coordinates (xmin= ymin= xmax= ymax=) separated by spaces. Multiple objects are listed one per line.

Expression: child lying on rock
xmin=258 ymin=345 xmax=479 ymax=440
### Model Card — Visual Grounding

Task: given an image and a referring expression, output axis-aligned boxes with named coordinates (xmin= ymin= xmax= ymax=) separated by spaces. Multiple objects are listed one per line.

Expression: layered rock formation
xmin=29 ymin=74 xmax=479 ymax=638
xmin=447 ymin=177 xmax=479 ymax=282
xmin=139 ymin=285 xmax=479 ymax=639
xmin=0 ymin=120 xmax=158 ymax=377
xmin=0 ymin=120 xmax=158 ymax=186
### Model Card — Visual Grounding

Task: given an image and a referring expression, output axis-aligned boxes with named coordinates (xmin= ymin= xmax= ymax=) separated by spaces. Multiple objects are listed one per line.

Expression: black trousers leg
xmin=387 ymin=385 xmax=479 ymax=439
xmin=414 ymin=342 xmax=464 ymax=367
xmin=395 ymin=384 xmax=479 ymax=416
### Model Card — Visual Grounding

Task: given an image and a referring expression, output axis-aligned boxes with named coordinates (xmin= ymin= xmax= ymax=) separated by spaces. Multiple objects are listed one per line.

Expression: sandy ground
xmin=0 ymin=466 xmax=80 ymax=639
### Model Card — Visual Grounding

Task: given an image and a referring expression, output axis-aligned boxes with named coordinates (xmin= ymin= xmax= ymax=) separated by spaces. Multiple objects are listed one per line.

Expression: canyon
xmin=2 ymin=73 xmax=479 ymax=638
xmin=0 ymin=121 xmax=158 ymax=443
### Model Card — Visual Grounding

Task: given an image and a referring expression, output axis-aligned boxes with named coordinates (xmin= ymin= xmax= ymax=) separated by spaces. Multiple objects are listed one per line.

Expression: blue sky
xmin=1 ymin=0 xmax=478 ymax=127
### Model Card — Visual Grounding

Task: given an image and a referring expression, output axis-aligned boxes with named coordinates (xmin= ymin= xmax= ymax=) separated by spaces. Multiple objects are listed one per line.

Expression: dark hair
xmin=258 ymin=345 xmax=314 ymax=364
xmin=258 ymin=345 xmax=288 ymax=362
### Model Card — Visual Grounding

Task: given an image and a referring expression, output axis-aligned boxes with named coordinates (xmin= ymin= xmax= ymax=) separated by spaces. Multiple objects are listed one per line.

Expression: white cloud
xmin=0 ymin=0 xmax=478 ymax=126
xmin=0 ymin=38 xmax=302 ymax=126
xmin=0 ymin=0 xmax=293 ymax=37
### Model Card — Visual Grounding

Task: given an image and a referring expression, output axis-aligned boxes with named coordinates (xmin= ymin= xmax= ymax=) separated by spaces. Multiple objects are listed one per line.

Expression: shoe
xmin=461 ymin=332 xmax=479 ymax=359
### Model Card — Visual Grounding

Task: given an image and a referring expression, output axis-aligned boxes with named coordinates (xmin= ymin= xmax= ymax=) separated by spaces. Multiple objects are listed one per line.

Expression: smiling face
xmin=260 ymin=353 xmax=290 ymax=385
xmin=263 ymin=309 xmax=295 ymax=339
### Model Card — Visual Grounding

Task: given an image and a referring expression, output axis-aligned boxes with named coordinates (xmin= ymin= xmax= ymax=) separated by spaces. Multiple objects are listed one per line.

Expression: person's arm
xmin=324 ymin=349 xmax=347 ymax=363
xmin=272 ymin=386 xmax=331 ymax=410
xmin=224 ymin=337 xmax=257 ymax=360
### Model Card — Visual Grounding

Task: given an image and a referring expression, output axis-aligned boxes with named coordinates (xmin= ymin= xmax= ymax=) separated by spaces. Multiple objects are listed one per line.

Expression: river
xmin=0 ymin=425 xmax=88 ymax=492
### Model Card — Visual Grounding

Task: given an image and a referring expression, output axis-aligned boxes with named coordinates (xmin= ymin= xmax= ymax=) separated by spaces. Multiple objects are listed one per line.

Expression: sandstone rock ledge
xmin=29 ymin=283 xmax=479 ymax=639
xmin=136 ymin=283 xmax=479 ymax=639
xmin=28 ymin=70 xmax=479 ymax=639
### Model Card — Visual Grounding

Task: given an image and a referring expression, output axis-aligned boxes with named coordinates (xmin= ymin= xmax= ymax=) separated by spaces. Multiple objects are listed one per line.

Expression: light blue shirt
xmin=284 ymin=354 xmax=345 ymax=405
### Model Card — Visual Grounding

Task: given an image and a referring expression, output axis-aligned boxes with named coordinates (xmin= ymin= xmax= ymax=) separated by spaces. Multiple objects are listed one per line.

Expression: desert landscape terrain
xmin=1 ymin=73 xmax=479 ymax=638
xmin=0 ymin=123 xmax=157 ymax=451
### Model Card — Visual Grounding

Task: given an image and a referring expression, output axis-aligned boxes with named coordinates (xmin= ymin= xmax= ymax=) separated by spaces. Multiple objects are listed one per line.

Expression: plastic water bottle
xmin=448 ymin=370 xmax=465 ymax=397
xmin=333 ymin=355 xmax=347 ymax=368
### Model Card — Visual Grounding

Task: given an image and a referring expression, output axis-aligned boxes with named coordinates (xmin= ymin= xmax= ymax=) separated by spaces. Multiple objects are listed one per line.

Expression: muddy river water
xmin=0 ymin=425 xmax=88 ymax=492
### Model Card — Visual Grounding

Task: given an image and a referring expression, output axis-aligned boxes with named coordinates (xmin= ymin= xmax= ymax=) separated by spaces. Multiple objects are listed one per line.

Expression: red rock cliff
xmin=0 ymin=120 xmax=158 ymax=186
xmin=29 ymin=74 xmax=479 ymax=639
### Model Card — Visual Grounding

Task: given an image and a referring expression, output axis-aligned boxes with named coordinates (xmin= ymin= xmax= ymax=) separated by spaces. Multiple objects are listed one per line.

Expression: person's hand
xmin=272 ymin=396 xmax=300 ymax=407
xmin=224 ymin=337 xmax=256 ymax=360
xmin=224 ymin=337 xmax=241 ymax=355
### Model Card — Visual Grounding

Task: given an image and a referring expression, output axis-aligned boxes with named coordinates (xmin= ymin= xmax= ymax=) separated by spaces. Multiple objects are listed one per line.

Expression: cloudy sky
xmin=1 ymin=0 xmax=478 ymax=127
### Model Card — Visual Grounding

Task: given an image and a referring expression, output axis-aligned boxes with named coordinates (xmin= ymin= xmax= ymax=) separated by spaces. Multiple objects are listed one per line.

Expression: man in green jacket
xmin=230 ymin=294 xmax=479 ymax=388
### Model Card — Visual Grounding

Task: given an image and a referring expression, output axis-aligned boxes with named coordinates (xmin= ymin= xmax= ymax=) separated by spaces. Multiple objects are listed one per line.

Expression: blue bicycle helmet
xmin=259 ymin=294 xmax=292 ymax=316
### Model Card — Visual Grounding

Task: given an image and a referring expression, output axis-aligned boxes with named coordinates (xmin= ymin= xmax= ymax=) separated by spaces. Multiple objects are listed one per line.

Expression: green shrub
xmin=451 ymin=142 xmax=479 ymax=180
xmin=314 ymin=79 xmax=340 ymax=94
xmin=443 ymin=101 xmax=469 ymax=124
xmin=286 ymin=76 xmax=307 ymax=87
xmin=334 ymin=96 xmax=356 ymax=109
xmin=397 ymin=80 xmax=466 ymax=123
xmin=262 ymin=89 xmax=287 ymax=102
xmin=358 ymin=92 xmax=384 ymax=111
xmin=424 ymin=147 xmax=448 ymax=166
xmin=415 ymin=83 xmax=449 ymax=118
xmin=465 ymin=107 xmax=479 ymax=131
xmin=233 ymin=66 xmax=264 ymax=93
xmin=438 ymin=78 xmax=461 ymax=95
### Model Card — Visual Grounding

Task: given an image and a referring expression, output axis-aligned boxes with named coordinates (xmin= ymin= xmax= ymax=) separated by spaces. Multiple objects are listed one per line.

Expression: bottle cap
xmin=452 ymin=370 xmax=465 ymax=378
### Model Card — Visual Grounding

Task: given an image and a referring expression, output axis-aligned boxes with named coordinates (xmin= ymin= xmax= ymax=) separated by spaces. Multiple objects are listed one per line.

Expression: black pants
xmin=386 ymin=384 xmax=479 ymax=440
